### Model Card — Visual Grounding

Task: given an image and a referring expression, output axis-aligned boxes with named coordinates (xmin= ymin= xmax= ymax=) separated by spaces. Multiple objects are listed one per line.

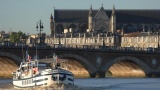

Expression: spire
xmin=53 ymin=7 xmax=55 ymax=22
xmin=112 ymin=5 xmax=115 ymax=15
xmin=89 ymin=5 xmax=92 ymax=15
xmin=100 ymin=3 xmax=104 ymax=11
xmin=50 ymin=13 xmax=53 ymax=23
xmin=54 ymin=7 xmax=55 ymax=14
xmin=50 ymin=14 xmax=53 ymax=19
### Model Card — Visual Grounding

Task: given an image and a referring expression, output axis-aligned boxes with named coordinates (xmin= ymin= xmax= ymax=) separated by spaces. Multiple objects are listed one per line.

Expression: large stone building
xmin=50 ymin=5 xmax=116 ymax=35
xmin=46 ymin=5 xmax=160 ymax=49
xmin=47 ymin=5 xmax=120 ymax=48
xmin=50 ymin=5 xmax=160 ymax=35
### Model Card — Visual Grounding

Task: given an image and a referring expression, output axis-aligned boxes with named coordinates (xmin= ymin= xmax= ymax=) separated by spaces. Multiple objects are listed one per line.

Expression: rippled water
xmin=75 ymin=78 xmax=160 ymax=90
xmin=0 ymin=78 xmax=160 ymax=90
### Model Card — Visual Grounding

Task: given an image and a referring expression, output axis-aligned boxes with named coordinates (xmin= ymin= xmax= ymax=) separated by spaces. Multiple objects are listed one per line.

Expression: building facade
xmin=121 ymin=32 xmax=159 ymax=50
xmin=46 ymin=5 xmax=160 ymax=49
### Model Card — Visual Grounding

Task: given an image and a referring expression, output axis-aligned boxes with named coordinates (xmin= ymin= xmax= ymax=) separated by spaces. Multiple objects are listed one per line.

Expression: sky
xmin=1 ymin=0 xmax=160 ymax=35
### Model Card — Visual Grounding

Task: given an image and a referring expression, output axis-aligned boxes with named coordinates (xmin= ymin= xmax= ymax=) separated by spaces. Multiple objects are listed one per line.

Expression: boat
xmin=12 ymin=53 xmax=74 ymax=88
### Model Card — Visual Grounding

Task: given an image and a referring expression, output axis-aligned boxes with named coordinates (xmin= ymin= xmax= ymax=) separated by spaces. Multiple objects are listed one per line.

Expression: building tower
xmin=50 ymin=14 xmax=54 ymax=36
xmin=110 ymin=5 xmax=116 ymax=33
xmin=88 ymin=5 xmax=93 ymax=32
xmin=50 ymin=7 xmax=56 ymax=37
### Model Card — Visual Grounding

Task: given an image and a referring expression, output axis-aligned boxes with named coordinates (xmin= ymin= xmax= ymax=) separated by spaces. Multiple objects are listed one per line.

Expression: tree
xmin=0 ymin=37 xmax=3 ymax=42
xmin=9 ymin=31 xmax=26 ymax=43
xmin=0 ymin=31 xmax=5 ymax=34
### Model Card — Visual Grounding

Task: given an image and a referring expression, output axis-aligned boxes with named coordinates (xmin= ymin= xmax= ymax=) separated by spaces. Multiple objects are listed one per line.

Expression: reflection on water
xmin=1 ymin=78 xmax=160 ymax=90
xmin=0 ymin=78 xmax=13 ymax=90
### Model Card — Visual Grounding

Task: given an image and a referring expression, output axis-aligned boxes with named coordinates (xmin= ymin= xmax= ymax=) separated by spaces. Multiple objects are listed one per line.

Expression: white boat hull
xmin=13 ymin=69 xmax=74 ymax=88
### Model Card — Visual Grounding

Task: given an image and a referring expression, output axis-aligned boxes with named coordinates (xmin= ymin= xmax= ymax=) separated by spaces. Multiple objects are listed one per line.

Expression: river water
xmin=0 ymin=78 xmax=160 ymax=90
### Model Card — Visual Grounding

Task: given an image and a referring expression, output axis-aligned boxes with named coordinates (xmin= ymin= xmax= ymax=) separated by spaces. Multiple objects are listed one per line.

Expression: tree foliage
xmin=0 ymin=37 xmax=3 ymax=42
xmin=9 ymin=31 xmax=26 ymax=43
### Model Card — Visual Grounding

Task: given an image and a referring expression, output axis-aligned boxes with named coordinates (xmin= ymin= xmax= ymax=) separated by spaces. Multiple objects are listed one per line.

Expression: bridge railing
xmin=0 ymin=44 xmax=160 ymax=53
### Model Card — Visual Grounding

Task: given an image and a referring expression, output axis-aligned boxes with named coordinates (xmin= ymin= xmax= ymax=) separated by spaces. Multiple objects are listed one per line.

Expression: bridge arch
xmin=58 ymin=53 xmax=97 ymax=77
xmin=0 ymin=51 xmax=21 ymax=65
xmin=103 ymin=56 xmax=152 ymax=77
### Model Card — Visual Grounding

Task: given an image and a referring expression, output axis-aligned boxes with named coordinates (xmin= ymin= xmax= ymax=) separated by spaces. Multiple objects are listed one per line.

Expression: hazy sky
xmin=1 ymin=0 xmax=160 ymax=35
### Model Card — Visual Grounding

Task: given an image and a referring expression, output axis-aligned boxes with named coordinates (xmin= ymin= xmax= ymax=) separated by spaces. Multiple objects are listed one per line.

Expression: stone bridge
xmin=0 ymin=47 xmax=160 ymax=78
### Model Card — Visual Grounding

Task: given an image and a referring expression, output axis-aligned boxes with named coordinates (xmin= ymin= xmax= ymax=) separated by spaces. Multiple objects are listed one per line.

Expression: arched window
xmin=56 ymin=24 xmax=64 ymax=34
xmin=81 ymin=24 xmax=87 ymax=33
xmin=68 ymin=24 xmax=76 ymax=32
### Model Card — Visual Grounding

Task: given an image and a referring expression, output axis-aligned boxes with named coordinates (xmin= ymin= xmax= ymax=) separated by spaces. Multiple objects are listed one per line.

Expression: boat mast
xmin=36 ymin=41 xmax=37 ymax=60
xmin=25 ymin=50 xmax=28 ymax=61
xmin=22 ymin=42 xmax=25 ymax=62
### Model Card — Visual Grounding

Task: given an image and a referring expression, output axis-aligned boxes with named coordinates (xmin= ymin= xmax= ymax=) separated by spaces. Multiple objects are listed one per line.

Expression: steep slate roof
xmin=54 ymin=9 xmax=160 ymax=23
xmin=94 ymin=7 xmax=109 ymax=20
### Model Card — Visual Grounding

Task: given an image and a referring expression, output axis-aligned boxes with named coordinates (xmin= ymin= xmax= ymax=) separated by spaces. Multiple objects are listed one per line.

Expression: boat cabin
xmin=13 ymin=60 xmax=39 ymax=79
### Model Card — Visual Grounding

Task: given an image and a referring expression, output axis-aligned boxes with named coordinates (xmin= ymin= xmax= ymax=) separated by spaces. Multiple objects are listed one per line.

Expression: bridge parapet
xmin=1 ymin=45 xmax=160 ymax=53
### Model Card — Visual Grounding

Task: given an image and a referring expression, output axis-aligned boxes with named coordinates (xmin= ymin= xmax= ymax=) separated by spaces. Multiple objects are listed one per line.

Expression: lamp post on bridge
xmin=102 ymin=30 xmax=106 ymax=48
xmin=36 ymin=20 xmax=44 ymax=45
xmin=158 ymin=29 xmax=160 ymax=49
